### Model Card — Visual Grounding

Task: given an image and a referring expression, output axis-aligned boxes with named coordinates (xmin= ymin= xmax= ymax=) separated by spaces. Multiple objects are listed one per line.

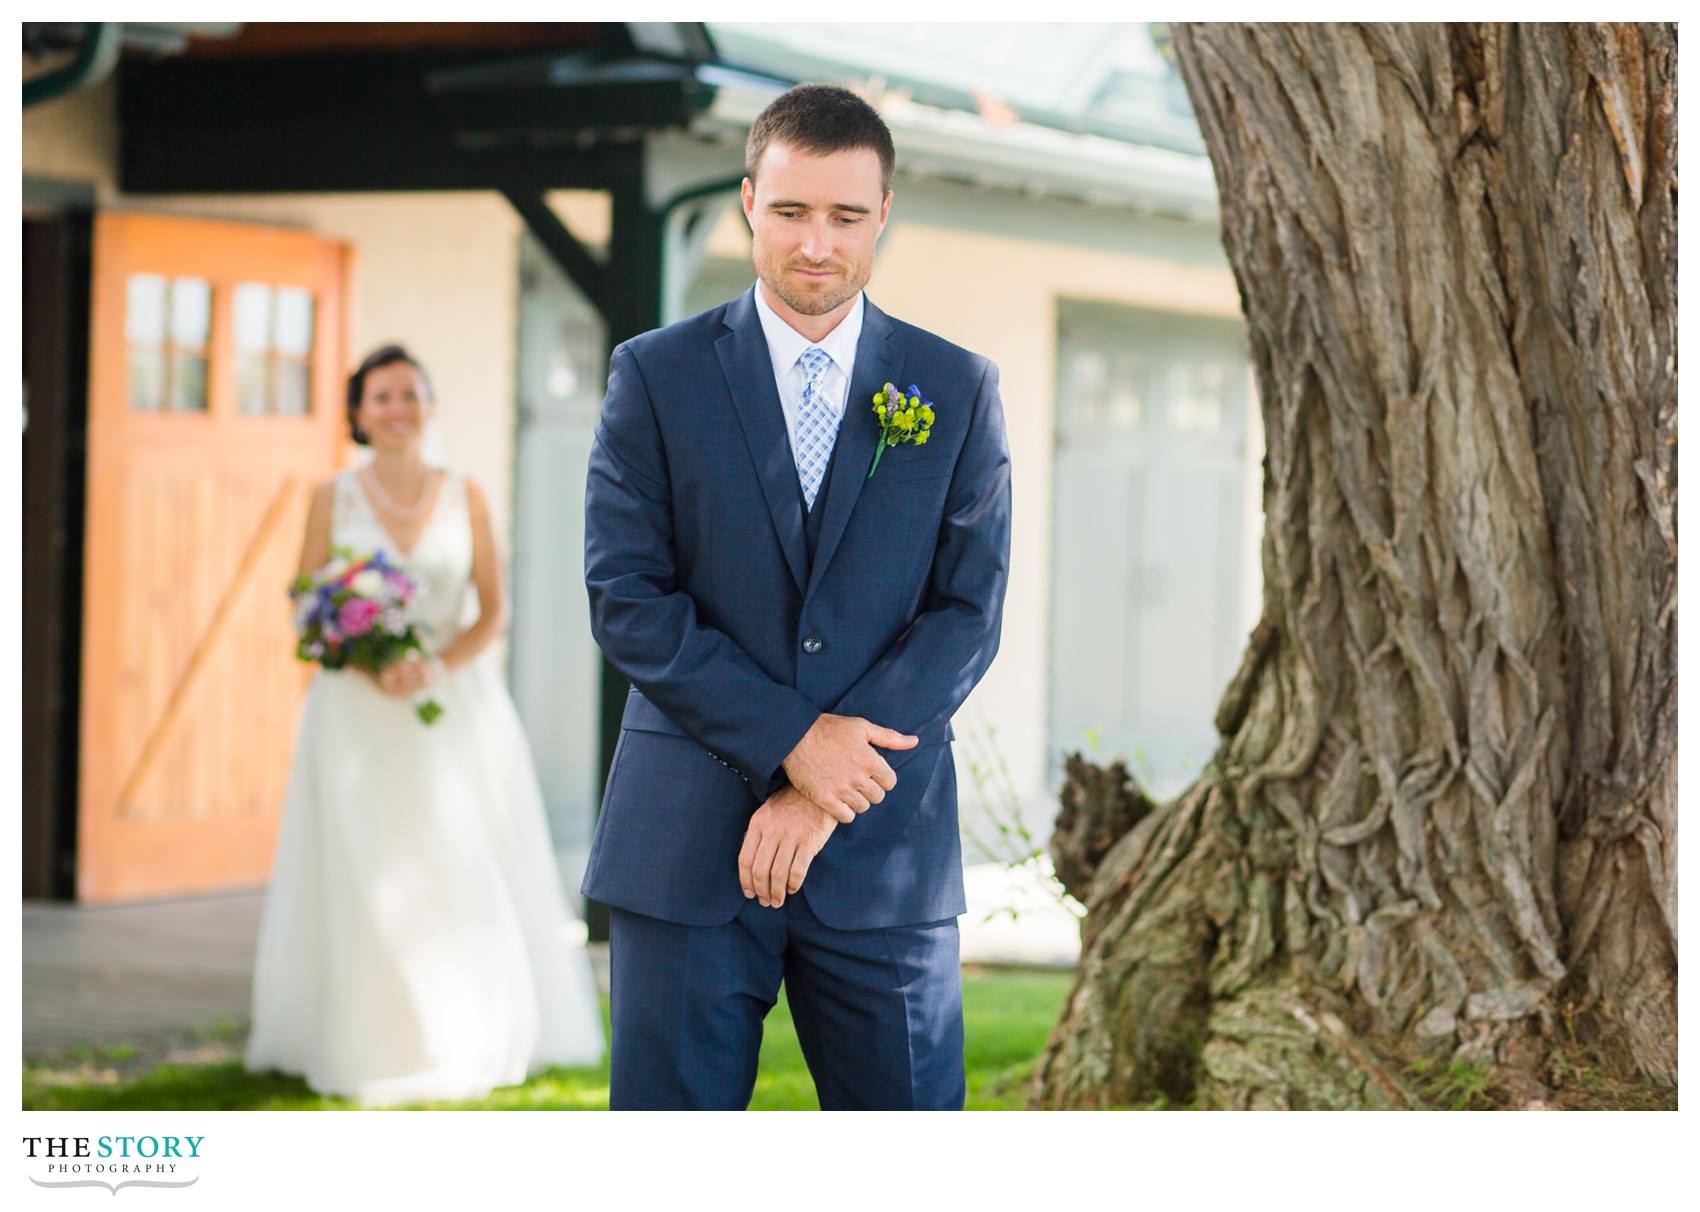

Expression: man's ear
xmin=740 ymin=177 xmax=756 ymax=223
xmin=877 ymin=189 xmax=894 ymax=234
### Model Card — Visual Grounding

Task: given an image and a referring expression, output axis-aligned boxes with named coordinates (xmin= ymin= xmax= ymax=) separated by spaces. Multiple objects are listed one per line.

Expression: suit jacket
xmin=580 ymin=285 xmax=1011 ymax=930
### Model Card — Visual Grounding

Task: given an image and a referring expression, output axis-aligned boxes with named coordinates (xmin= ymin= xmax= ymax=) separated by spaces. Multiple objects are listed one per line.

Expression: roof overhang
xmin=695 ymin=70 xmax=1218 ymax=223
xmin=116 ymin=22 xmax=719 ymax=194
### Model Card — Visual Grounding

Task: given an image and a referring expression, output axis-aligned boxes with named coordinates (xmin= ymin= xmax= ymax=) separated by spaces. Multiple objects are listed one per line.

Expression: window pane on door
xmin=169 ymin=277 xmax=210 ymax=348
xmin=169 ymin=354 xmax=207 ymax=413
xmin=126 ymin=273 xmax=208 ymax=412
xmin=233 ymin=282 xmax=271 ymax=353
xmin=234 ymin=282 xmax=271 ymax=415
xmin=233 ymin=282 xmax=315 ymax=415
xmin=274 ymin=362 xmax=310 ymax=416
xmin=274 ymin=288 xmax=315 ymax=356
xmin=129 ymin=348 xmax=166 ymax=413
xmin=126 ymin=274 xmax=167 ymax=345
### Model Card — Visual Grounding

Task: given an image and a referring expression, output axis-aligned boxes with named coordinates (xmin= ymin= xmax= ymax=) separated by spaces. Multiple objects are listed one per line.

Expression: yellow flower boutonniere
xmin=868 ymin=382 xmax=936 ymax=479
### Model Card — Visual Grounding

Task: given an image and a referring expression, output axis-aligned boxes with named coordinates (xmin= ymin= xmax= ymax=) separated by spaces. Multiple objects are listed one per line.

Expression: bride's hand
xmin=375 ymin=664 xmax=408 ymax=696
xmin=377 ymin=661 xmax=422 ymax=697
xmin=376 ymin=657 xmax=444 ymax=697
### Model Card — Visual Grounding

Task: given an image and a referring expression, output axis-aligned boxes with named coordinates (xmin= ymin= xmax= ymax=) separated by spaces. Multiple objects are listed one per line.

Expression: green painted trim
xmin=23 ymin=24 xmax=120 ymax=109
xmin=23 ymin=176 xmax=98 ymax=214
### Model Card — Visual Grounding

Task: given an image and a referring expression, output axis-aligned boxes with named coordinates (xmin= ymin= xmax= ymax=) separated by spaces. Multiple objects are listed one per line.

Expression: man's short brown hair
xmin=745 ymin=84 xmax=896 ymax=196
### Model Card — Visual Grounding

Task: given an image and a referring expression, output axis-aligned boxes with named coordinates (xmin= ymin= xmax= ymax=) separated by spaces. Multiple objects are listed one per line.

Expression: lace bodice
xmin=331 ymin=467 xmax=476 ymax=654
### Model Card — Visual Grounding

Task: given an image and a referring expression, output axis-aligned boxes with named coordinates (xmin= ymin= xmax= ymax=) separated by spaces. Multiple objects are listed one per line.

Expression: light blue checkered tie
xmin=794 ymin=347 xmax=838 ymax=511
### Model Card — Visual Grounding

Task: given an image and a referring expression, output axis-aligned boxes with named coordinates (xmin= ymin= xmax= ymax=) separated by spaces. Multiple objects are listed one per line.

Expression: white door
xmin=1049 ymin=299 xmax=1259 ymax=799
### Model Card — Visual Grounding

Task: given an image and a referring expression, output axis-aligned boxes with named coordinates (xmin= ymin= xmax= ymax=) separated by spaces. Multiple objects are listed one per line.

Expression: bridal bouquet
xmin=289 ymin=547 xmax=444 ymax=724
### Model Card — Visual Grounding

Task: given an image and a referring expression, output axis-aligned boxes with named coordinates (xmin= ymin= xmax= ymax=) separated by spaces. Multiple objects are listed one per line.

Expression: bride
xmin=245 ymin=343 xmax=604 ymax=1105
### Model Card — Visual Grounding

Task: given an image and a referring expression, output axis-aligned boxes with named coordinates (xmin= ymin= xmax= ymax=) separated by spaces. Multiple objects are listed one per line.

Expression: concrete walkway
xmin=22 ymin=862 xmax=1079 ymax=1058
xmin=25 ymin=892 xmax=299 ymax=1057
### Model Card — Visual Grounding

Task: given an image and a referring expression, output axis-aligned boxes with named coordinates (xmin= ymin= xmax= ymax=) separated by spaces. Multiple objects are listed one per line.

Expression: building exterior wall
xmin=21 ymin=76 xmax=120 ymax=193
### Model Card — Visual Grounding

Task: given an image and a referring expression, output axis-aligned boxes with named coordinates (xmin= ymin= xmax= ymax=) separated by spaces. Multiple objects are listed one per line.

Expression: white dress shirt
xmin=751 ymin=280 xmax=865 ymax=475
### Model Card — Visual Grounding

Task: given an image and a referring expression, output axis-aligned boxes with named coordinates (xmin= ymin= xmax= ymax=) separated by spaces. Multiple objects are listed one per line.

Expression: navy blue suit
xmin=582 ymin=285 xmax=1010 ymax=1108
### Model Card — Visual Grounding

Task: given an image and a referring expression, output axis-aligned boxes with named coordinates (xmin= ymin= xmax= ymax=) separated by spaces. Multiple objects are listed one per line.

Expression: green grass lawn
xmin=23 ymin=968 xmax=1069 ymax=1111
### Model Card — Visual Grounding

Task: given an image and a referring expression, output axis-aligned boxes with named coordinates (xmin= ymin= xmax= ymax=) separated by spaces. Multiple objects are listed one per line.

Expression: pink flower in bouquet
xmin=386 ymin=571 xmax=415 ymax=599
xmin=338 ymin=597 xmax=380 ymax=638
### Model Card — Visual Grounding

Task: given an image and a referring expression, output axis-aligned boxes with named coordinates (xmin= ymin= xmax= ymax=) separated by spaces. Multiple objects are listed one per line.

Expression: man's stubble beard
xmin=756 ymin=249 xmax=873 ymax=318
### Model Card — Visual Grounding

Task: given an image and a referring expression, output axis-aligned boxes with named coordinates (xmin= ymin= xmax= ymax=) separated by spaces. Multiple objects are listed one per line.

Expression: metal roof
xmin=707 ymin=21 xmax=1205 ymax=156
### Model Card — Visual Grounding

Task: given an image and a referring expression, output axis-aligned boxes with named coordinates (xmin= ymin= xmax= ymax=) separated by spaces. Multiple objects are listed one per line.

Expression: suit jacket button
xmin=802 ymin=635 xmax=823 ymax=654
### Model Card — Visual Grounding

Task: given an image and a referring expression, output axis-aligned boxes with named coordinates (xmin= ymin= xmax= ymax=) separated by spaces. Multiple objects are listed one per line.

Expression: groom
xmin=582 ymin=84 xmax=1011 ymax=1110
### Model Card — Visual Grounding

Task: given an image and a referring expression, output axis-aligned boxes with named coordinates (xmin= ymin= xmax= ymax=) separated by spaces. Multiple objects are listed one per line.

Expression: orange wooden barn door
xmin=79 ymin=212 xmax=352 ymax=901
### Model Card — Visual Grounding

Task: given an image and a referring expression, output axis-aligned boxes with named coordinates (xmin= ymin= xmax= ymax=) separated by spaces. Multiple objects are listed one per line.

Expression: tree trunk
xmin=1033 ymin=23 xmax=1675 ymax=1109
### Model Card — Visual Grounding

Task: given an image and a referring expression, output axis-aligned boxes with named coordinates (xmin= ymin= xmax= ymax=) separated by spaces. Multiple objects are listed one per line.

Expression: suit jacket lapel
xmin=805 ymin=297 xmax=903 ymax=601
xmin=716 ymin=287 xmax=809 ymax=594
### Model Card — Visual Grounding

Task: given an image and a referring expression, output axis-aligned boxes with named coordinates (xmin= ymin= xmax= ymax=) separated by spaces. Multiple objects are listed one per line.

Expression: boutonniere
xmin=867 ymin=382 xmax=936 ymax=478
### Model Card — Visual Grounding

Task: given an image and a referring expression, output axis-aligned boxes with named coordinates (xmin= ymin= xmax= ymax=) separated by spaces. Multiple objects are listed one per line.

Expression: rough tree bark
xmin=1033 ymin=23 xmax=1675 ymax=1109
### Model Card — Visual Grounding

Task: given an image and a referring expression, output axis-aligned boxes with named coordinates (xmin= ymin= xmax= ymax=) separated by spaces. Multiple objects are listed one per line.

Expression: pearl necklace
xmin=363 ymin=466 xmax=439 ymax=520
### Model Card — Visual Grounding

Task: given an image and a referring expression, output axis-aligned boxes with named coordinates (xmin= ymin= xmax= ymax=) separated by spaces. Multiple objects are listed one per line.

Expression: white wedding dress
xmin=245 ymin=467 xmax=605 ymax=1105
